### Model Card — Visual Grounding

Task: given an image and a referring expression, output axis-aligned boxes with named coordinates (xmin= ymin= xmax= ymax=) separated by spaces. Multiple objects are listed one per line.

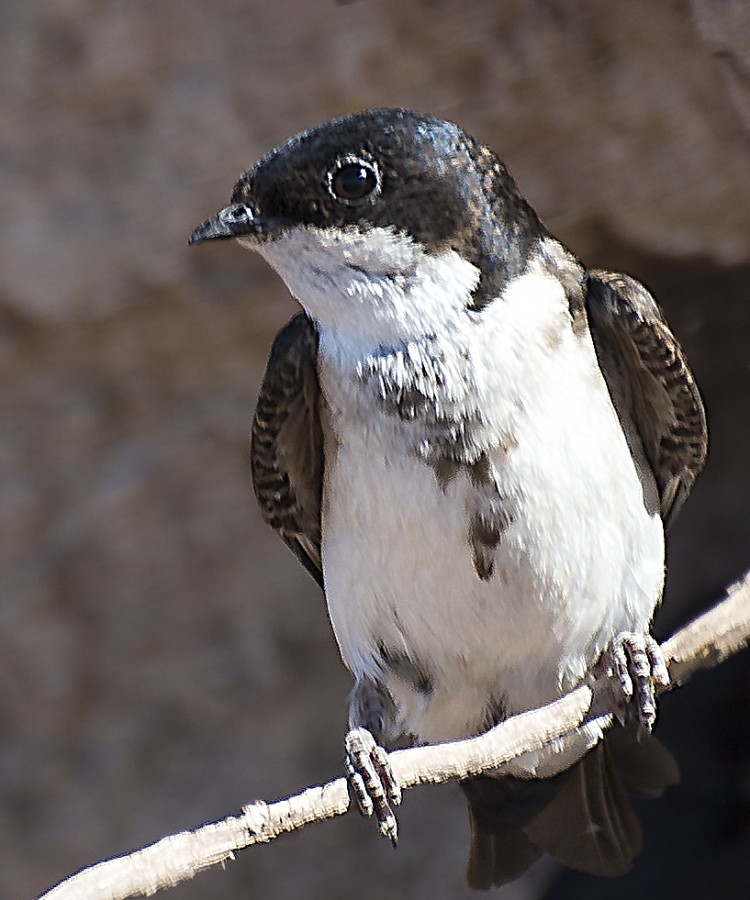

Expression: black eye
xmin=329 ymin=159 xmax=379 ymax=202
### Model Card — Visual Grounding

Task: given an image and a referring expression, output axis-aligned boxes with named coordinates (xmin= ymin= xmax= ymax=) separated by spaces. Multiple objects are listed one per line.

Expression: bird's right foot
xmin=344 ymin=727 xmax=402 ymax=846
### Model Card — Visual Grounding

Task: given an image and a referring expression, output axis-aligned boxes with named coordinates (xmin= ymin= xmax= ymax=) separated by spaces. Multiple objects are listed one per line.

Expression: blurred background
xmin=2 ymin=2 xmax=749 ymax=898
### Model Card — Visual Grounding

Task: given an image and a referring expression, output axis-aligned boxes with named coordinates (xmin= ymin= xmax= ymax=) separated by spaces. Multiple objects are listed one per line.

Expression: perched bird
xmin=189 ymin=109 xmax=707 ymax=888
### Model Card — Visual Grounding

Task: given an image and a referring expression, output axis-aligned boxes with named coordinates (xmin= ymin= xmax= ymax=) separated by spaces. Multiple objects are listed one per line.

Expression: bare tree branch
xmin=39 ymin=570 xmax=750 ymax=900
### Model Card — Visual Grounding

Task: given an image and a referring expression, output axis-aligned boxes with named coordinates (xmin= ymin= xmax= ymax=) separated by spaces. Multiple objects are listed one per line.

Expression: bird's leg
xmin=600 ymin=632 xmax=670 ymax=737
xmin=345 ymin=677 xmax=402 ymax=846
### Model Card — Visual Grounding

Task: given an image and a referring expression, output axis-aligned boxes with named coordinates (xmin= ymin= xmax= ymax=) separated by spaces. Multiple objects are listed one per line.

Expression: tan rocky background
xmin=2 ymin=2 xmax=749 ymax=898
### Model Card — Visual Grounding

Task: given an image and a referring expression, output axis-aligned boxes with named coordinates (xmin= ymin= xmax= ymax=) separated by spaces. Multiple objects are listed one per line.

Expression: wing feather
xmin=250 ymin=313 xmax=324 ymax=586
xmin=586 ymin=270 xmax=708 ymax=529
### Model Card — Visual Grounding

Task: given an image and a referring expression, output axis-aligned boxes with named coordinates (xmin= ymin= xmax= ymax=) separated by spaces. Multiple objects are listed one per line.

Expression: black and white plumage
xmin=189 ymin=109 xmax=707 ymax=888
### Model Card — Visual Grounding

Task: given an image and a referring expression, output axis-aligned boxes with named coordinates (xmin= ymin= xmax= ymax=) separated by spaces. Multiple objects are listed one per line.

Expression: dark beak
xmin=188 ymin=202 xmax=259 ymax=246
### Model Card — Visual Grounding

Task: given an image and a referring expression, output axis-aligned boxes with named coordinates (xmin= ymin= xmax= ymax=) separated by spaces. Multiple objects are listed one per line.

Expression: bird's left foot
xmin=602 ymin=632 xmax=670 ymax=736
xmin=344 ymin=727 xmax=402 ymax=846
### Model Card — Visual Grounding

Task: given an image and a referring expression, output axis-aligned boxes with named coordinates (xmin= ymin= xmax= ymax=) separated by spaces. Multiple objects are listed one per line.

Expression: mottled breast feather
xmin=585 ymin=270 xmax=708 ymax=530
xmin=250 ymin=313 xmax=324 ymax=586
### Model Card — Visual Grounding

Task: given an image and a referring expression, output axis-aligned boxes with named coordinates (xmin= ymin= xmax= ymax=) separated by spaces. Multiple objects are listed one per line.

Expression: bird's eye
xmin=328 ymin=158 xmax=379 ymax=203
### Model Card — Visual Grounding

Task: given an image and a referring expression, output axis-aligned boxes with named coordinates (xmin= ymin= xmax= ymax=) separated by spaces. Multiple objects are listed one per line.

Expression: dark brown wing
xmin=250 ymin=313 xmax=324 ymax=587
xmin=586 ymin=270 xmax=708 ymax=530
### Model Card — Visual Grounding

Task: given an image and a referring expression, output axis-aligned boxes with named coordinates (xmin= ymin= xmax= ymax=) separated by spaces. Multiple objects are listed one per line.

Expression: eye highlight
xmin=327 ymin=157 xmax=380 ymax=203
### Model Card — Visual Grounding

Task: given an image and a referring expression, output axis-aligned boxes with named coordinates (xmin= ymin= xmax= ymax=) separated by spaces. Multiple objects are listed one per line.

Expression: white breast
xmin=258 ymin=226 xmax=665 ymax=746
xmin=317 ymin=262 xmax=664 ymax=745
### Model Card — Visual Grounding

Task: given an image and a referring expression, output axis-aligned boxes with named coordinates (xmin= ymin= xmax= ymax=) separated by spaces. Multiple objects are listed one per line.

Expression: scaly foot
xmin=603 ymin=632 xmax=670 ymax=736
xmin=344 ymin=727 xmax=402 ymax=845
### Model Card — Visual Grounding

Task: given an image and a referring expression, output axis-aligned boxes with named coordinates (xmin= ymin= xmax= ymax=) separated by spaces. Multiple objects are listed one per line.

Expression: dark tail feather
xmin=462 ymin=733 xmax=677 ymax=889
xmin=524 ymin=741 xmax=641 ymax=876
xmin=466 ymin=805 xmax=541 ymax=889
xmin=461 ymin=770 xmax=567 ymax=889
xmin=606 ymin=721 xmax=680 ymax=798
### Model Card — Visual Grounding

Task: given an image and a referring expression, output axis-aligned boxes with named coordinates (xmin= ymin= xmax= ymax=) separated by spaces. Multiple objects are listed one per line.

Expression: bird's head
xmin=189 ymin=109 xmax=544 ymax=340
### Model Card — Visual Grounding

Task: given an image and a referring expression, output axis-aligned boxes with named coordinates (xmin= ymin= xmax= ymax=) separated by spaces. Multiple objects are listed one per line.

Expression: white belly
xmin=317 ymin=271 xmax=665 ymax=744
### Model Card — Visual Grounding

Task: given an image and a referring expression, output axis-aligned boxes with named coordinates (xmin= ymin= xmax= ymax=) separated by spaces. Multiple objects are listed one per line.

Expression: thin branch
xmin=39 ymin=570 xmax=750 ymax=900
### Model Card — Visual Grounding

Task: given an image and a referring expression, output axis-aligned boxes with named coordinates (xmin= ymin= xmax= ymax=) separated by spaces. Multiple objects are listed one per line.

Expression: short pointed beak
xmin=188 ymin=202 xmax=258 ymax=246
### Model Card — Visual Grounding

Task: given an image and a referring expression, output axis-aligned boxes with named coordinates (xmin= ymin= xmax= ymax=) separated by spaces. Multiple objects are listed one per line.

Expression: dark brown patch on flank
xmin=469 ymin=500 xmax=515 ymax=581
xmin=378 ymin=642 xmax=434 ymax=696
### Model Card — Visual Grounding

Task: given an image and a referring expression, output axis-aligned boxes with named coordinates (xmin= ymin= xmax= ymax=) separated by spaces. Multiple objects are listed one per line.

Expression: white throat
xmin=246 ymin=224 xmax=481 ymax=349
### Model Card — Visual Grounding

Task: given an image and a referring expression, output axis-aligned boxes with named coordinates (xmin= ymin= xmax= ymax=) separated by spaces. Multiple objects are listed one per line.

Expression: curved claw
xmin=344 ymin=727 xmax=402 ymax=846
xmin=605 ymin=632 xmax=670 ymax=737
